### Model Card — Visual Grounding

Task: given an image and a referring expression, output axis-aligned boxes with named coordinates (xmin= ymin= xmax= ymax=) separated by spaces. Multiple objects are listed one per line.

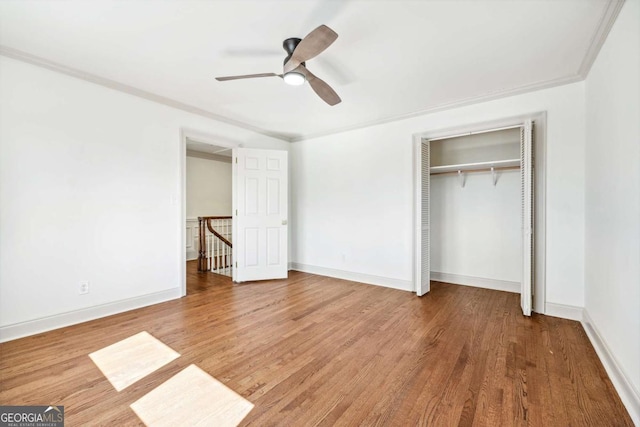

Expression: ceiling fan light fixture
xmin=283 ymin=71 xmax=305 ymax=86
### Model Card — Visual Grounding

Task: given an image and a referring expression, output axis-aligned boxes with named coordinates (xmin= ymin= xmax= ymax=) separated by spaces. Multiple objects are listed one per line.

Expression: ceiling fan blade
xmin=297 ymin=66 xmax=341 ymax=106
xmin=284 ymin=25 xmax=338 ymax=74
xmin=215 ymin=73 xmax=279 ymax=81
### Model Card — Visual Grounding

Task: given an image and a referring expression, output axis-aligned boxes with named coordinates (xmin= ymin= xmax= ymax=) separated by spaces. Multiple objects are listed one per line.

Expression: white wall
xmin=0 ymin=56 xmax=288 ymax=338
xmin=186 ymin=156 xmax=232 ymax=218
xmin=291 ymin=81 xmax=585 ymax=307
xmin=431 ymin=171 xmax=521 ymax=284
xmin=584 ymin=0 xmax=640 ymax=420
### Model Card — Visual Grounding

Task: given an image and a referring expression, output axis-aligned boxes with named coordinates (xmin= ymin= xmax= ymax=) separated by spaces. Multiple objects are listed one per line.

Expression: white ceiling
xmin=0 ymin=0 xmax=618 ymax=141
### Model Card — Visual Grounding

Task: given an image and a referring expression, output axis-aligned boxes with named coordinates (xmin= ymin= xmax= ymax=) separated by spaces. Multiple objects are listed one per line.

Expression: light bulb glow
xmin=283 ymin=72 xmax=305 ymax=86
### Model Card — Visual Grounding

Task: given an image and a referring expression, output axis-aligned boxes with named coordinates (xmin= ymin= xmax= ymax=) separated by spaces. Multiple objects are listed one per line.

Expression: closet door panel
xmin=521 ymin=120 xmax=534 ymax=316
xmin=418 ymin=140 xmax=431 ymax=296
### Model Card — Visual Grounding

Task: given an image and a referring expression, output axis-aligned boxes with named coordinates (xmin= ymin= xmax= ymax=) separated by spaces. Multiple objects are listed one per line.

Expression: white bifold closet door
xmin=521 ymin=120 xmax=534 ymax=316
xmin=416 ymin=140 xmax=431 ymax=296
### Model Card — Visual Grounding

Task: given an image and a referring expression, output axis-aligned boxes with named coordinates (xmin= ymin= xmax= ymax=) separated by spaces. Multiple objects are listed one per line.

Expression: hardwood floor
xmin=0 ymin=261 xmax=632 ymax=426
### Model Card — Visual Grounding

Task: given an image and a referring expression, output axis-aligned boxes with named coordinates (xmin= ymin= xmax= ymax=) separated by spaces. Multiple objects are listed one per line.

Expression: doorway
xmin=179 ymin=130 xmax=290 ymax=296
xmin=413 ymin=113 xmax=547 ymax=315
xmin=181 ymin=131 xmax=237 ymax=295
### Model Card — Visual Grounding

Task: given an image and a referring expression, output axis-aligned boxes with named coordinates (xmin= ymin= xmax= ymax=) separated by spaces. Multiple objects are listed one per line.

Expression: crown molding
xmin=1 ymin=0 xmax=623 ymax=145
xmin=0 ymin=45 xmax=292 ymax=142
xmin=290 ymin=73 xmax=583 ymax=142
xmin=288 ymin=0 xmax=625 ymax=143
xmin=577 ymin=0 xmax=625 ymax=77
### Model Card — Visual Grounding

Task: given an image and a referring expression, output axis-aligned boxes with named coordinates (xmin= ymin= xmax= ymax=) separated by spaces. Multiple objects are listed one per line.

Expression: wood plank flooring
xmin=0 ymin=261 xmax=632 ymax=426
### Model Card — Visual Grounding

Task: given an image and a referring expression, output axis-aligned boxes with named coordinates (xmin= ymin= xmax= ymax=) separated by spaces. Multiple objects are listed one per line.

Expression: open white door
xmin=520 ymin=121 xmax=534 ymax=315
xmin=232 ymin=148 xmax=288 ymax=282
xmin=416 ymin=140 xmax=431 ymax=296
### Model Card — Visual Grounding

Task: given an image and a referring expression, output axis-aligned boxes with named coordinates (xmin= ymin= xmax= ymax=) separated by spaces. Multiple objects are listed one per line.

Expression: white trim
xmin=0 ymin=288 xmax=182 ymax=343
xmin=431 ymin=272 xmax=520 ymax=294
xmin=182 ymin=128 xmax=243 ymax=150
xmin=289 ymin=263 xmax=412 ymax=292
xmin=413 ymin=135 xmax=423 ymax=295
xmin=292 ymin=75 xmax=580 ymax=142
xmin=0 ymin=46 xmax=289 ymax=142
xmin=582 ymin=310 xmax=640 ymax=425
xmin=533 ymin=113 xmax=547 ymax=315
xmin=292 ymin=0 xmax=622 ymax=145
xmin=0 ymin=44 xmax=579 ymax=145
xmin=179 ymin=130 xmax=188 ymax=297
xmin=0 ymin=0 xmax=622 ymax=147
xmin=544 ymin=302 xmax=584 ymax=321
xmin=412 ymin=113 xmax=547 ymax=314
xmin=577 ymin=0 xmax=626 ymax=77
xmin=186 ymin=218 xmax=198 ymax=258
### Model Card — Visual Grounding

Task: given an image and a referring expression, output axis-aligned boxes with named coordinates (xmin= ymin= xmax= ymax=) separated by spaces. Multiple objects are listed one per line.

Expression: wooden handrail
xmin=205 ymin=221 xmax=232 ymax=248
xmin=197 ymin=216 xmax=233 ymax=272
xmin=198 ymin=216 xmax=232 ymax=220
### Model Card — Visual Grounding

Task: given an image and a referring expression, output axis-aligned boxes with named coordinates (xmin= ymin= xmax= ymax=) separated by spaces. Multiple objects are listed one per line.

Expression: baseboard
xmin=430 ymin=272 xmax=520 ymax=294
xmin=0 ymin=288 xmax=183 ymax=343
xmin=544 ymin=302 xmax=583 ymax=321
xmin=582 ymin=310 xmax=640 ymax=425
xmin=186 ymin=251 xmax=198 ymax=261
xmin=289 ymin=262 xmax=413 ymax=292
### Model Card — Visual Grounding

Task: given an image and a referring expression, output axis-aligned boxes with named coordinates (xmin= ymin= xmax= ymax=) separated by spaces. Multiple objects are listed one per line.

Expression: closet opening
xmin=413 ymin=115 xmax=546 ymax=316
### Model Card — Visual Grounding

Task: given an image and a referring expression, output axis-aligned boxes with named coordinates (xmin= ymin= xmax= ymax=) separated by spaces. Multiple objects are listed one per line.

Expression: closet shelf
xmin=430 ymin=159 xmax=520 ymax=175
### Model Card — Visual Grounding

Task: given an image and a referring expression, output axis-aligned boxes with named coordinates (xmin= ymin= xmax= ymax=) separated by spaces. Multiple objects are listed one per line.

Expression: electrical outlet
xmin=79 ymin=281 xmax=89 ymax=295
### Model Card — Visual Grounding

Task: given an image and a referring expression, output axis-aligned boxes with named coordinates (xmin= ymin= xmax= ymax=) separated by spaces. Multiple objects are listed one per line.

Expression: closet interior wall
xmin=430 ymin=128 xmax=522 ymax=291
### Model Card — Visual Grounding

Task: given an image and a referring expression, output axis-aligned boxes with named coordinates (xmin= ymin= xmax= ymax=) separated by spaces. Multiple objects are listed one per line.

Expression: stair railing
xmin=197 ymin=216 xmax=232 ymax=277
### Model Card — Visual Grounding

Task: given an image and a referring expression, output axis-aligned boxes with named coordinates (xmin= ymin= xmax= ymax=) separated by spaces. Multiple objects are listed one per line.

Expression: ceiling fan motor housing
xmin=283 ymin=38 xmax=305 ymax=67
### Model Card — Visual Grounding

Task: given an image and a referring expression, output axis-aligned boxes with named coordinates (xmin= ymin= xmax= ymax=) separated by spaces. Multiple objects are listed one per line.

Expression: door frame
xmin=412 ymin=112 xmax=547 ymax=314
xmin=179 ymin=128 xmax=240 ymax=296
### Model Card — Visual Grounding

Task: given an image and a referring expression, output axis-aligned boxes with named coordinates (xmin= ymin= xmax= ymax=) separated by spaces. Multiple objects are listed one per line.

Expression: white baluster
xmin=216 ymin=234 xmax=220 ymax=271
xmin=222 ymin=237 xmax=226 ymax=275
xmin=216 ymin=219 xmax=220 ymax=272
xmin=223 ymin=220 xmax=227 ymax=276
xmin=206 ymin=234 xmax=210 ymax=271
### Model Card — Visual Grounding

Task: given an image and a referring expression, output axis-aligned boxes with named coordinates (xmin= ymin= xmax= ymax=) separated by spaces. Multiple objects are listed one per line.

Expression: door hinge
xmin=235 ymin=209 xmax=238 ymax=216
xmin=235 ymin=262 xmax=238 ymax=268
xmin=235 ymin=157 xmax=238 ymax=164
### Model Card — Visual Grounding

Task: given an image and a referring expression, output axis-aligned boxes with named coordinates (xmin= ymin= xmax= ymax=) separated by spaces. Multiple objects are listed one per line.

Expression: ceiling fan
xmin=215 ymin=25 xmax=341 ymax=106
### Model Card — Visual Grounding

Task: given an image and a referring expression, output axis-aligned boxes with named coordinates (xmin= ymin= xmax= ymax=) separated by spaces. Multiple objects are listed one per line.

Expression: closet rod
xmin=427 ymin=124 xmax=525 ymax=142
xmin=430 ymin=165 xmax=520 ymax=176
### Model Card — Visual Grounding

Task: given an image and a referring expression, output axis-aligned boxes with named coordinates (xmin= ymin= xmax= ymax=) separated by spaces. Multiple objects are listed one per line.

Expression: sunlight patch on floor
xmin=130 ymin=364 xmax=254 ymax=427
xmin=89 ymin=331 xmax=180 ymax=391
